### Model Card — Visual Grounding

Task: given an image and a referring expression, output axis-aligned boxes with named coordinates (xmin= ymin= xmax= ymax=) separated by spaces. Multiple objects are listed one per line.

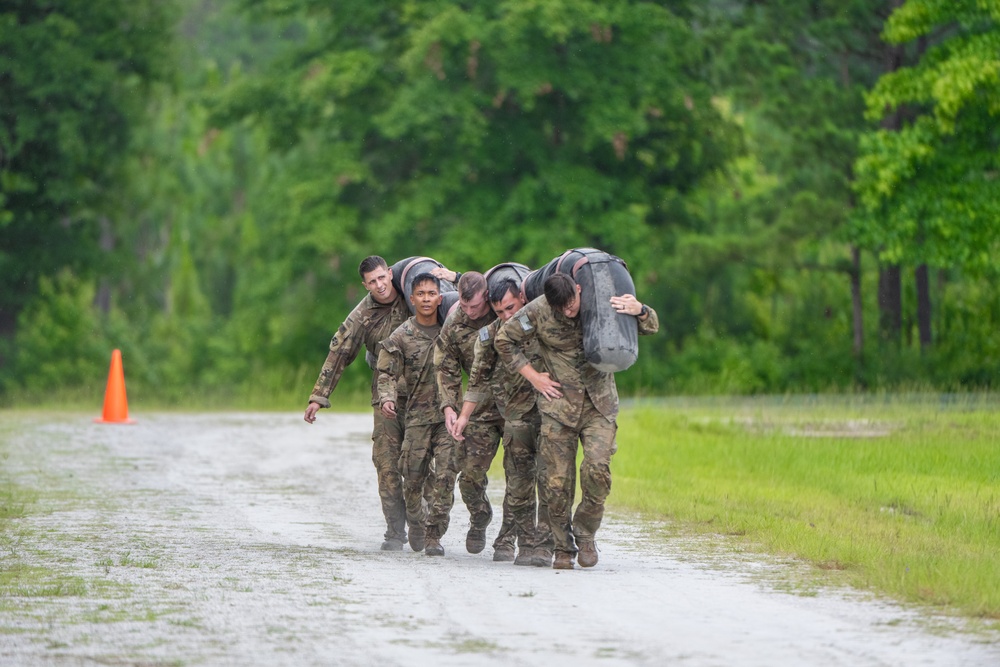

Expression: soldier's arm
xmin=376 ymin=337 xmax=401 ymax=417
xmin=494 ymin=309 xmax=533 ymax=375
xmin=638 ymin=305 xmax=659 ymax=335
xmin=308 ymin=302 xmax=368 ymax=408
xmin=465 ymin=330 xmax=495 ymax=405
xmin=433 ymin=327 xmax=465 ymax=416
xmin=496 ymin=306 xmax=563 ymax=400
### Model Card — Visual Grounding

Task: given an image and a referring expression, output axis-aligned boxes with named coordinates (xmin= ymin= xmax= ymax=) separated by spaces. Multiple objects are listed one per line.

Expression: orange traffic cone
xmin=94 ymin=349 xmax=134 ymax=424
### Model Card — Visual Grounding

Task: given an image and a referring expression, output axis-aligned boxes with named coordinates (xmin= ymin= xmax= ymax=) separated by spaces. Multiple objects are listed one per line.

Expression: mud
xmin=1 ymin=411 xmax=997 ymax=666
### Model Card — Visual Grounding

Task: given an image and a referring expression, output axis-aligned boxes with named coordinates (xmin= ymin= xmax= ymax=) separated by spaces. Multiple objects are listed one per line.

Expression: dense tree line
xmin=1 ymin=0 xmax=998 ymax=404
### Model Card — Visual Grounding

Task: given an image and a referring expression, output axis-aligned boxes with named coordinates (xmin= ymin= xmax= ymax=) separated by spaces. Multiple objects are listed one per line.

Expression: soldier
xmin=303 ymin=256 xmax=411 ymax=551
xmin=454 ymin=277 xmax=553 ymax=566
xmin=434 ymin=272 xmax=505 ymax=557
xmin=494 ymin=272 xmax=659 ymax=570
xmin=376 ymin=273 xmax=457 ymax=556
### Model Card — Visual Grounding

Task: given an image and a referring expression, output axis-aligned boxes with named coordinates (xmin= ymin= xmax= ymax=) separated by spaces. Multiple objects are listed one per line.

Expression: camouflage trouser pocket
xmin=399 ymin=426 xmax=431 ymax=480
xmin=460 ymin=421 xmax=502 ymax=471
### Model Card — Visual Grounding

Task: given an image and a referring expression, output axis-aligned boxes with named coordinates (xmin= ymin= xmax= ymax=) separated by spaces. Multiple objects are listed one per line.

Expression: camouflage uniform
xmin=494 ymin=296 xmax=659 ymax=558
xmin=377 ymin=318 xmax=457 ymax=541
xmin=467 ymin=320 xmax=552 ymax=555
xmin=434 ymin=307 xmax=503 ymax=539
xmin=309 ymin=292 xmax=410 ymax=543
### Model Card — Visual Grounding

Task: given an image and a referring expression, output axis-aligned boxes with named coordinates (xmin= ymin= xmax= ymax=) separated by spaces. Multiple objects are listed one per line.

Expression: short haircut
xmin=489 ymin=278 xmax=520 ymax=306
xmin=358 ymin=255 xmax=388 ymax=278
xmin=410 ymin=272 xmax=440 ymax=294
xmin=543 ymin=273 xmax=577 ymax=310
xmin=457 ymin=271 xmax=487 ymax=301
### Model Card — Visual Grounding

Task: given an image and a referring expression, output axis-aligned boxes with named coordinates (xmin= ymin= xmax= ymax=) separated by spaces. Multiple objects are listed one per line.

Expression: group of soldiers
xmin=303 ymin=255 xmax=658 ymax=570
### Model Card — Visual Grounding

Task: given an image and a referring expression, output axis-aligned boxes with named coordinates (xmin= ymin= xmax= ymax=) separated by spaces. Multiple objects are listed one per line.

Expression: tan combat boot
xmin=552 ymin=551 xmax=574 ymax=570
xmin=407 ymin=522 xmax=426 ymax=552
xmin=493 ymin=544 xmax=516 ymax=562
xmin=577 ymin=539 xmax=598 ymax=568
xmin=466 ymin=526 xmax=487 ymax=554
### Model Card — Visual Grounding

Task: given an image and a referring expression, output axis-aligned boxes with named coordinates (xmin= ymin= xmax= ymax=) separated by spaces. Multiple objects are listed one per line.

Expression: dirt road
xmin=1 ymin=411 xmax=997 ymax=666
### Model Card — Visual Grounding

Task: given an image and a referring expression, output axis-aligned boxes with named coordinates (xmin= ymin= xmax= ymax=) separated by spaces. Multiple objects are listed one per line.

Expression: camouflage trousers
xmin=493 ymin=413 xmax=552 ymax=552
xmin=539 ymin=398 xmax=617 ymax=556
xmin=371 ymin=408 xmax=407 ymax=542
xmin=454 ymin=420 xmax=502 ymax=532
xmin=398 ymin=422 xmax=458 ymax=540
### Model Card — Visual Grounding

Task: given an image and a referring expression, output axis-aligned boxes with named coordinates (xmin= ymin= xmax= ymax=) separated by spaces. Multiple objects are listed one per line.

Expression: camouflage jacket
xmin=494 ymin=296 xmax=659 ymax=425
xmin=466 ymin=319 xmax=542 ymax=423
xmin=309 ymin=292 xmax=411 ymax=408
xmin=433 ymin=306 xmax=502 ymax=422
xmin=377 ymin=317 xmax=443 ymax=427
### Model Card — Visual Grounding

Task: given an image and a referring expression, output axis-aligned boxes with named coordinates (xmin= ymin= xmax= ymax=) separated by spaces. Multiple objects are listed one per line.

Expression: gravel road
xmin=1 ymin=411 xmax=997 ymax=666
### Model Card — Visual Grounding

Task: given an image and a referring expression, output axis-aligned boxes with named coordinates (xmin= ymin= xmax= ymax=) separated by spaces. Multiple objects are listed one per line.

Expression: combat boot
xmin=466 ymin=526 xmax=487 ymax=554
xmin=380 ymin=538 xmax=405 ymax=551
xmin=513 ymin=548 xmax=534 ymax=567
xmin=493 ymin=544 xmax=516 ymax=562
xmin=577 ymin=539 xmax=598 ymax=567
xmin=408 ymin=523 xmax=426 ymax=552
xmin=552 ymin=551 xmax=574 ymax=570
xmin=530 ymin=548 xmax=553 ymax=568
xmin=424 ymin=538 xmax=445 ymax=556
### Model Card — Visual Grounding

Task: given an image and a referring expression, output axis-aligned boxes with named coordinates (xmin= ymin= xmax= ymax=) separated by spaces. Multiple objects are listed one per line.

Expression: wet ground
xmin=1 ymin=411 xmax=998 ymax=666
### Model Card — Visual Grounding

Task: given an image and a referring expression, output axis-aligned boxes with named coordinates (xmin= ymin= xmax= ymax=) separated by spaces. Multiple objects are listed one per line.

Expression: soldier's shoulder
xmin=440 ymin=307 xmax=466 ymax=337
xmin=390 ymin=317 xmax=417 ymax=338
xmin=520 ymin=297 xmax=551 ymax=323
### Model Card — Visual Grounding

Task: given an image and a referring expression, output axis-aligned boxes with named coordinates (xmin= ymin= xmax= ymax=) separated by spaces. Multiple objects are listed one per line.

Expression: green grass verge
xmin=613 ymin=396 xmax=1000 ymax=620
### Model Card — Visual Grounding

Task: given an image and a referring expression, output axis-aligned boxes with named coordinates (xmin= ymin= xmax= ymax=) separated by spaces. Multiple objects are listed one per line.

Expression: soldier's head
xmin=489 ymin=278 xmax=526 ymax=323
xmin=409 ymin=272 xmax=442 ymax=323
xmin=457 ymin=271 xmax=490 ymax=320
xmin=544 ymin=273 xmax=582 ymax=319
xmin=358 ymin=256 xmax=397 ymax=305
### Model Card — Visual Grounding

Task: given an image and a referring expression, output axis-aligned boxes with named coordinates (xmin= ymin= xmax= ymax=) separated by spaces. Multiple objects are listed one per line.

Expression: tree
xmin=0 ymin=0 xmax=174 ymax=340
xmin=214 ymin=0 xmax=734 ymax=309
xmin=853 ymin=0 xmax=1000 ymax=272
xmin=682 ymin=1 xmax=901 ymax=367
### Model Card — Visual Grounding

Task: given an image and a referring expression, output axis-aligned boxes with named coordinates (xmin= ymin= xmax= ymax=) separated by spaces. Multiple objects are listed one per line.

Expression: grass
xmin=612 ymin=395 xmax=1000 ymax=620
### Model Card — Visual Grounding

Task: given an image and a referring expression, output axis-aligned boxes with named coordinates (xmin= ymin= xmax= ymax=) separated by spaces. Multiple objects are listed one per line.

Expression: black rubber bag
xmin=522 ymin=248 xmax=638 ymax=373
xmin=484 ymin=262 xmax=532 ymax=295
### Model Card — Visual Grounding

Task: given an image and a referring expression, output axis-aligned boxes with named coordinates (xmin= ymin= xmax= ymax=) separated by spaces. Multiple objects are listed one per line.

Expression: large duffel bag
xmin=522 ymin=248 xmax=638 ymax=372
xmin=484 ymin=262 xmax=532 ymax=296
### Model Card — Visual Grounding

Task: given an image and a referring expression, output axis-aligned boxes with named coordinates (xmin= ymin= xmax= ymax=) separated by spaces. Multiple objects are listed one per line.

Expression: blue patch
xmin=479 ymin=326 xmax=491 ymax=342
xmin=517 ymin=313 xmax=533 ymax=331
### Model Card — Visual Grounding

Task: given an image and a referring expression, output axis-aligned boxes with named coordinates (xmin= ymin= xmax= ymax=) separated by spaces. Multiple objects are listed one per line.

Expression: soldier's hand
xmin=532 ymin=372 xmax=563 ymax=400
xmin=304 ymin=402 xmax=321 ymax=424
xmin=443 ymin=406 xmax=458 ymax=432
xmin=431 ymin=267 xmax=458 ymax=284
xmin=451 ymin=414 xmax=469 ymax=441
xmin=610 ymin=294 xmax=641 ymax=316
xmin=381 ymin=401 xmax=397 ymax=419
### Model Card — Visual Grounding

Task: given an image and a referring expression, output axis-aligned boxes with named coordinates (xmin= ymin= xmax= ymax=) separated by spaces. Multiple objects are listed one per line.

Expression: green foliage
xmin=3 ymin=271 xmax=112 ymax=395
xmin=853 ymin=0 xmax=1000 ymax=269
xmin=0 ymin=0 xmax=175 ymax=327
xmin=3 ymin=0 xmax=1000 ymax=404
xmin=214 ymin=0 xmax=734 ymax=277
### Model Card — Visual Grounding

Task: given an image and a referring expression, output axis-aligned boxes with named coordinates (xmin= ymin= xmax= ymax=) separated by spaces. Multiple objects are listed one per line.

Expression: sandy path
xmin=0 ymin=411 xmax=997 ymax=666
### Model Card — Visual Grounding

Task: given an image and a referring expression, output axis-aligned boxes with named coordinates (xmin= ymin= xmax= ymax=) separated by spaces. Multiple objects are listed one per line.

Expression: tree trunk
xmin=878 ymin=265 xmax=901 ymax=343
xmin=915 ymin=263 xmax=932 ymax=350
xmin=850 ymin=246 xmax=864 ymax=358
